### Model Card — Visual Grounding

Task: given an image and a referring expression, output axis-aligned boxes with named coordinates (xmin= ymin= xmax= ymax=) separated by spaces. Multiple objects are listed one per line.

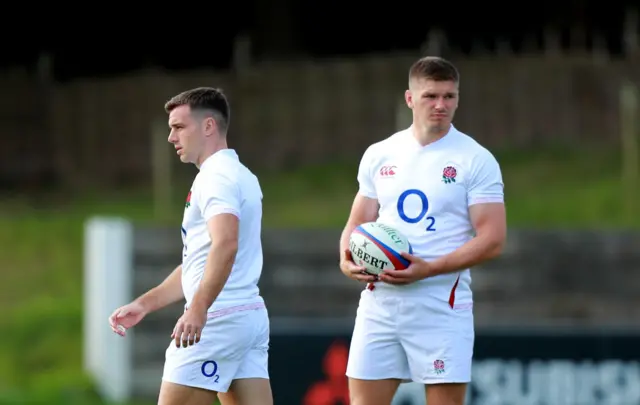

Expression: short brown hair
xmin=164 ymin=87 xmax=230 ymax=134
xmin=409 ymin=56 xmax=459 ymax=84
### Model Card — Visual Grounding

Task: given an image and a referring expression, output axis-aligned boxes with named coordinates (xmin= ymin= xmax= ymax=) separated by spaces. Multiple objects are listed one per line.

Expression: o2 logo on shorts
xmin=397 ymin=189 xmax=436 ymax=232
xmin=201 ymin=360 xmax=220 ymax=383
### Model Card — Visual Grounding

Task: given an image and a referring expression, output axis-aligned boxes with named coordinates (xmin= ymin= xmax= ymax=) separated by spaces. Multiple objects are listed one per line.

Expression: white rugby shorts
xmin=162 ymin=303 xmax=269 ymax=393
xmin=346 ymin=289 xmax=474 ymax=384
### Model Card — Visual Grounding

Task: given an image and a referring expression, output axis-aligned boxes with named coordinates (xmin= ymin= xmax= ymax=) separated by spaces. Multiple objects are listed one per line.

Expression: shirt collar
xmin=405 ymin=124 xmax=457 ymax=149
xmin=199 ymin=148 xmax=238 ymax=170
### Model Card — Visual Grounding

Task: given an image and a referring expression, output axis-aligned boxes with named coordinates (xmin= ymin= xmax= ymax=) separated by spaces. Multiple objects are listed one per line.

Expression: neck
xmin=412 ymin=123 xmax=451 ymax=146
xmin=196 ymin=138 xmax=229 ymax=168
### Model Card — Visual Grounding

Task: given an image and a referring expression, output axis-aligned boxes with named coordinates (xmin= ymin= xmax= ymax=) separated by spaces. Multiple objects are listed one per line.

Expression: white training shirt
xmin=357 ymin=125 xmax=504 ymax=307
xmin=180 ymin=149 xmax=264 ymax=312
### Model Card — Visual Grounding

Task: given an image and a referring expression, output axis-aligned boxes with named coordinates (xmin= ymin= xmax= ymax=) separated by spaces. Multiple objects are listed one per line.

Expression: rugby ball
xmin=349 ymin=222 xmax=413 ymax=275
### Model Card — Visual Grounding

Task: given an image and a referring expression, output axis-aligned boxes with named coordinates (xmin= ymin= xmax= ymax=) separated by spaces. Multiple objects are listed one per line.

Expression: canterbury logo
xmin=379 ymin=165 xmax=397 ymax=177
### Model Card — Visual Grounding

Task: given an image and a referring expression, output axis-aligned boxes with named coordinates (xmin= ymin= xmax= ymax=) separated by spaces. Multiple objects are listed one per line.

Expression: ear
xmin=405 ymin=89 xmax=413 ymax=109
xmin=204 ymin=116 xmax=218 ymax=137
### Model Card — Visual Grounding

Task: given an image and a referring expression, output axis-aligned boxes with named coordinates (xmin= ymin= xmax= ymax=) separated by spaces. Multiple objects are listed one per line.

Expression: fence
xmin=2 ymin=28 xmax=640 ymax=188
xmin=83 ymin=218 xmax=640 ymax=403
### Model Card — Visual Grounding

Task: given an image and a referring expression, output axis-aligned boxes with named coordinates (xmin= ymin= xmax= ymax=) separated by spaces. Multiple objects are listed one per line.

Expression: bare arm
xmin=427 ymin=202 xmax=506 ymax=276
xmin=339 ymin=193 xmax=380 ymax=261
xmin=189 ymin=213 xmax=239 ymax=313
xmin=134 ymin=265 xmax=184 ymax=314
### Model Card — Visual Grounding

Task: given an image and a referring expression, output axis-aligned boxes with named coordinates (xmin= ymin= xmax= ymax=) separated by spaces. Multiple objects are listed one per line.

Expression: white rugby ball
xmin=349 ymin=222 xmax=413 ymax=275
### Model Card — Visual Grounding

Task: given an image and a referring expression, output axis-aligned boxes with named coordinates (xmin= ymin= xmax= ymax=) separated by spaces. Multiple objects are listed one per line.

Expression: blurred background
xmin=1 ymin=1 xmax=640 ymax=404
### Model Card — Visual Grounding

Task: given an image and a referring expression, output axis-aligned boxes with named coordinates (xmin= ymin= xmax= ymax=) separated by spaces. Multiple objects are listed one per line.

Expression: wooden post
xmin=151 ymin=119 xmax=172 ymax=221
xmin=620 ymin=81 xmax=639 ymax=222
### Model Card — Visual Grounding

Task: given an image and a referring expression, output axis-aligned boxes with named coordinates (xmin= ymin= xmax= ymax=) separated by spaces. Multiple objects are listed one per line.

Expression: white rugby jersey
xmin=181 ymin=149 xmax=264 ymax=312
xmin=357 ymin=125 xmax=504 ymax=307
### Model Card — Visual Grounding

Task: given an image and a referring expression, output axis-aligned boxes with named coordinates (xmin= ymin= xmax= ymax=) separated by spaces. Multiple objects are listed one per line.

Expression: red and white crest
xmin=442 ymin=166 xmax=457 ymax=184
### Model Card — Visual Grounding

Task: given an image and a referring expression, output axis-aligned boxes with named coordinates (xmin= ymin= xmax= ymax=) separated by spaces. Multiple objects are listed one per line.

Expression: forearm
xmin=134 ymin=265 xmax=184 ymax=313
xmin=339 ymin=222 xmax=359 ymax=261
xmin=428 ymin=235 xmax=504 ymax=277
xmin=190 ymin=240 xmax=237 ymax=312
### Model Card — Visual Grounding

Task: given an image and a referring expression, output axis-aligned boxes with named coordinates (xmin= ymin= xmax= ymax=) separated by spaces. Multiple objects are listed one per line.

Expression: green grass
xmin=0 ymin=147 xmax=637 ymax=403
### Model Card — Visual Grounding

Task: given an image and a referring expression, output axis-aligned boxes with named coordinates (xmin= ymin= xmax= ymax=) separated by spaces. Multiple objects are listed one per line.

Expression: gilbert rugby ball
xmin=349 ymin=222 xmax=413 ymax=275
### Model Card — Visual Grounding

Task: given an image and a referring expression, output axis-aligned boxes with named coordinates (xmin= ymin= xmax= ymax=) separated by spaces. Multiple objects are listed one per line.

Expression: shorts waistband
xmin=184 ymin=302 xmax=266 ymax=319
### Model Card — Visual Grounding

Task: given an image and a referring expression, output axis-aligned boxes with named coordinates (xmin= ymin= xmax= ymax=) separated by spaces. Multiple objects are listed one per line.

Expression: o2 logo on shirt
xmin=201 ymin=360 xmax=220 ymax=382
xmin=397 ymin=189 xmax=436 ymax=232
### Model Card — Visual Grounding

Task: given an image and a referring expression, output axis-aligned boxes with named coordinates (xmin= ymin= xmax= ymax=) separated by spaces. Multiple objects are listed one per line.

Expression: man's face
xmin=167 ymin=105 xmax=207 ymax=164
xmin=405 ymin=78 xmax=459 ymax=133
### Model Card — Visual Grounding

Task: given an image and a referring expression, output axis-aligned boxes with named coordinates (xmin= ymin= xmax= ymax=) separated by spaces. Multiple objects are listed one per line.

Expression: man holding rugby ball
xmin=339 ymin=56 xmax=507 ymax=405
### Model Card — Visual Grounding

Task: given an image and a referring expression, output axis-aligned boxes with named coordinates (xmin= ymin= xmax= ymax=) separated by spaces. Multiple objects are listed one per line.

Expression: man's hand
xmin=340 ymin=249 xmax=378 ymax=282
xmin=108 ymin=301 xmax=148 ymax=337
xmin=172 ymin=307 xmax=207 ymax=348
xmin=379 ymin=251 xmax=431 ymax=285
